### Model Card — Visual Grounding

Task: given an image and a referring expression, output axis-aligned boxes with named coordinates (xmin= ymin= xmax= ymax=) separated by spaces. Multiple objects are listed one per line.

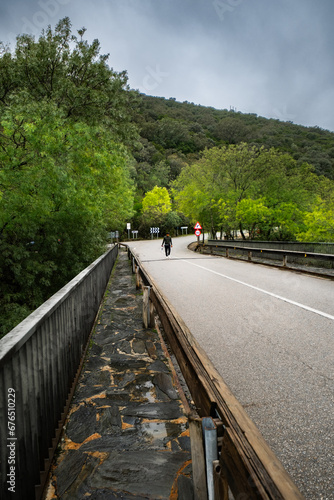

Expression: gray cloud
xmin=0 ymin=0 xmax=333 ymax=131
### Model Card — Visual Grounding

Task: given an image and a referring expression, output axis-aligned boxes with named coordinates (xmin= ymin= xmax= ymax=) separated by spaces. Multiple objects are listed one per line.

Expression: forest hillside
xmin=132 ymin=94 xmax=334 ymax=242
xmin=134 ymin=94 xmax=334 ymax=187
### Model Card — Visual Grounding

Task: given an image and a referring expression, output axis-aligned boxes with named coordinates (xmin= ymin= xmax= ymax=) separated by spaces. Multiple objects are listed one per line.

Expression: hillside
xmin=132 ymin=94 xmax=334 ymax=193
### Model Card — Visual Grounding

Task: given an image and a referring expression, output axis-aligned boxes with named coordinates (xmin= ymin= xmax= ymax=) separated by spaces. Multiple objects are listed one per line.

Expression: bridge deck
xmin=45 ymin=249 xmax=193 ymax=499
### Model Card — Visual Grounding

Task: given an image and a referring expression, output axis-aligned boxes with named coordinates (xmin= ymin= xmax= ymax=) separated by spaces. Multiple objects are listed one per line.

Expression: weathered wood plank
xmin=189 ymin=416 xmax=208 ymax=500
xmin=142 ymin=286 xmax=152 ymax=328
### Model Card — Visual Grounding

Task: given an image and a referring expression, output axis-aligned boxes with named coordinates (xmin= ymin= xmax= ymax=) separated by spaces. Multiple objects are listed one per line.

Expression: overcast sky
xmin=1 ymin=0 xmax=334 ymax=131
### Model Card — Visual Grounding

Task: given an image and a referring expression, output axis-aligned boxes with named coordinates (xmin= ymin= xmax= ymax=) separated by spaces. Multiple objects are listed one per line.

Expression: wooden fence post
xmin=142 ymin=286 xmax=155 ymax=328
xmin=135 ymin=265 xmax=141 ymax=289
xmin=189 ymin=417 xmax=208 ymax=500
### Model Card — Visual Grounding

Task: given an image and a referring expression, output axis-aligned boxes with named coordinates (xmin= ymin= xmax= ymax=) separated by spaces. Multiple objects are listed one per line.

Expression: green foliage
xmin=236 ymin=199 xmax=273 ymax=239
xmin=132 ymin=94 xmax=334 ymax=239
xmin=5 ymin=18 xmax=139 ymax=144
xmin=297 ymin=196 xmax=334 ymax=242
xmin=0 ymin=18 xmax=137 ymax=337
xmin=141 ymin=186 xmax=171 ymax=222
xmin=173 ymin=143 xmax=320 ymax=240
xmin=164 ymin=211 xmax=182 ymax=231
xmin=138 ymin=186 xmax=187 ymax=236
xmin=134 ymin=95 xmax=334 ymax=182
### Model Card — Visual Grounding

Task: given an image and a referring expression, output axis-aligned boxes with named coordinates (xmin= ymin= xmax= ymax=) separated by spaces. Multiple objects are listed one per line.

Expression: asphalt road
xmin=127 ymin=235 xmax=334 ymax=500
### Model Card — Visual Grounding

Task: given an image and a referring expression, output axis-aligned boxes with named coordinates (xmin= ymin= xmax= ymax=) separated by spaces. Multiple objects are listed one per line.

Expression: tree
xmin=172 ymin=161 xmax=217 ymax=235
xmin=139 ymin=186 xmax=172 ymax=235
xmin=162 ymin=211 xmax=183 ymax=235
xmin=214 ymin=118 xmax=250 ymax=144
xmin=174 ymin=143 xmax=271 ymax=236
xmin=0 ymin=98 xmax=134 ymax=334
xmin=236 ymin=199 xmax=273 ymax=239
xmin=0 ymin=19 xmax=137 ymax=336
xmin=297 ymin=195 xmax=334 ymax=242
xmin=173 ymin=143 xmax=317 ymax=239
xmin=142 ymin=186 xmax=171 ymax=219
xmin=4 ymin=18 xmax=139 ymax=145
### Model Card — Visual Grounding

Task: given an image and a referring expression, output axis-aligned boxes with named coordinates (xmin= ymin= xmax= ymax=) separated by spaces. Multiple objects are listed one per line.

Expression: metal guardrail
xmin=209 ymin=239 xmax=334 ymax=253
xmin=199 ymin=241 xmax=334 ymax=271
xmin=0 ymin=245 xmax=118 ymax=500
xmin=126 ymin=245 xmax=305 ymax=500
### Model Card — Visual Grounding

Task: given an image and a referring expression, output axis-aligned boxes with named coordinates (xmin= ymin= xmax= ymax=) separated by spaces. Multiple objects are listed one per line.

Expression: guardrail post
xmin=248 ymin=251 xmax=252 ymax=262
xmin=226 ymin=248 xmax=229 ymax=259
xmin=202 ymin=417 xmax=218 ymax=500
xmin=283 ymin=254 xmax=288 ymax=267
xmin=142 ymin=286 xmax=155 ymax=329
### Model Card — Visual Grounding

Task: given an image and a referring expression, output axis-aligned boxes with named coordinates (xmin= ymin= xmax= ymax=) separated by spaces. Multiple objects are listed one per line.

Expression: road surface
xmin=127 ymin=235 xmax=334 ymax=500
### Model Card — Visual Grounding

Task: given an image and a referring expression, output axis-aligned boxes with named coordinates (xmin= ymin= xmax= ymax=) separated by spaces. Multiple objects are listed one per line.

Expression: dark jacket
xmin=162 ymin=235 xmax=172 ymax=246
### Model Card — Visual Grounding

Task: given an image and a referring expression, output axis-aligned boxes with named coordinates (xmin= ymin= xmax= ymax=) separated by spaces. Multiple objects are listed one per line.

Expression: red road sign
xmin=194 ymin=222 xmax=202 ymax=230
xmin=195 ymin=229 xmax=201 ymax=236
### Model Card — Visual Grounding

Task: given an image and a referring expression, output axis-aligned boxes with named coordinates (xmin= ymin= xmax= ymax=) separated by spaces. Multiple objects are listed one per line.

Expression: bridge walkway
xmin=45 ymin=248 xmax=193 ymax=499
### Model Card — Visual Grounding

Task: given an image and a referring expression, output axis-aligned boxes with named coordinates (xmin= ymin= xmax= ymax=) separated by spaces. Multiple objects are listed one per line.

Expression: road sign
xmin=194 ymin=222 xmax=202 ymax=230
xmin=195 ymin=229 xmax=201 ymax=237
xmin=150 ymin=227 xmax=160 ymax=239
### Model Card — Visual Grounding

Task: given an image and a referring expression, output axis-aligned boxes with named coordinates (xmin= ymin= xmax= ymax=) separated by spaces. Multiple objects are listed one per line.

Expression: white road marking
xmin=182 ymin=260 xmax=334 ymax=321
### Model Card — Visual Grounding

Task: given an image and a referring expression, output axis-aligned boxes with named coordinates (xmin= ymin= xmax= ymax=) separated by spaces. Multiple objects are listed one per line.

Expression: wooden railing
xmin=0 ymin=245 xmax=118 ymax=500
xmin=127 ymin=245 xmax=305 ymax=500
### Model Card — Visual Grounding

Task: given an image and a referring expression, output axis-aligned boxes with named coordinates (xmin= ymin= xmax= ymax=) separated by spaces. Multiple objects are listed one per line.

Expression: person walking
xmin=161 ymin=233 xmax=173 ymax=258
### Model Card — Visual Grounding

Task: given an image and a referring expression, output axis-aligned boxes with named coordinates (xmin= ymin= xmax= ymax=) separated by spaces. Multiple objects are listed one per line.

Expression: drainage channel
xmin=44 ymin=248 xmax=193 ymax=499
